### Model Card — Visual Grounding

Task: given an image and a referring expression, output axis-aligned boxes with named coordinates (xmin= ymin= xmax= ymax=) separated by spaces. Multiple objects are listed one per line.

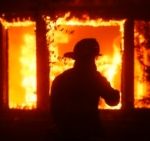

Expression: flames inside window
xmin=134 ymin=20 xmax=150 ymax=108
xmin=46 ymin=13 xmax=125 ymax=109
xmin=1 ymin=15 xmax=150 ymax=110
xmin=1 ymin=19 xmax=37 ymax=109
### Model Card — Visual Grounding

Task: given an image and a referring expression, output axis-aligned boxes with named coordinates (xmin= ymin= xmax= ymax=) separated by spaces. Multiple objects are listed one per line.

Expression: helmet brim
xmin=64 ymin=52 xmax=102 ymax=59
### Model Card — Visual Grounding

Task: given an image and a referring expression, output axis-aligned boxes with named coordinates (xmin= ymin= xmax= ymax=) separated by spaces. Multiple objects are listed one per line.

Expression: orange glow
xmin=19 ymin=34 xmax=37 ymax=109
xmin=134 ymin=53 xmax=150 ymax=108
xmin=134 ymin=21 xmax=150 ymax=108
xmin=1 ymin=16 xmax=150 ymax=110
xmin=1 ymin=19 xmax=37 ymax=109
xmin=46 ymin=13 xmax=125 ymax=109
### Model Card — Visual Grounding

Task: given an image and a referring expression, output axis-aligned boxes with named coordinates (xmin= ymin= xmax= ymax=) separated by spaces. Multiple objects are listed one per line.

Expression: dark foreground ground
xmin=0 ymin=109 xmax=150 ymax=141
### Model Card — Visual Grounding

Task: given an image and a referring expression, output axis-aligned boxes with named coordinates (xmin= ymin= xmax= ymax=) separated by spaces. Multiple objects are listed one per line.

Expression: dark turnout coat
xmin=50 ymin=66 xmax=120 ymax=139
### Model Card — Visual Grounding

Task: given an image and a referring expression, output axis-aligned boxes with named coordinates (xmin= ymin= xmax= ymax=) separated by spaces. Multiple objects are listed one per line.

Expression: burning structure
xmin=1 ymin=15 xmax=119 ymax=109
xmin=0 ymin=13 xmax=125 ymax=110
xmin=0 ymin=1 xmax=150 ymax=141
xmin=0 ymin=0 xmax=150 ymax=111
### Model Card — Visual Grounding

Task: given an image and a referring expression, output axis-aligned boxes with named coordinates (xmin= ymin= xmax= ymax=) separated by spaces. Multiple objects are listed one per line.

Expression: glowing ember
xmin=45 ymin=12 xmax=125 ymax=109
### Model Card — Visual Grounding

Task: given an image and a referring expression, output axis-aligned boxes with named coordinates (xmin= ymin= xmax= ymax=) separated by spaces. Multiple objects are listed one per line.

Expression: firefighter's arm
xmin=100 ymin=76 xmax=120 ymax=106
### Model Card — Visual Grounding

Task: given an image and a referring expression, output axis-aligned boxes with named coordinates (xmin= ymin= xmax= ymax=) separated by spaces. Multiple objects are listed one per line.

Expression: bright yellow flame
xmin=0 ymin=17 xmax=33 ymax=29
xmin=97 ymin=46 xmax=122 ymax=86
xmin=20 ymin=34 xmax=37 ymax=109
xmin=47 ymin=12 xmax=125 ymax=27
xmin=46 ymin=12 xmax=125 ymax=109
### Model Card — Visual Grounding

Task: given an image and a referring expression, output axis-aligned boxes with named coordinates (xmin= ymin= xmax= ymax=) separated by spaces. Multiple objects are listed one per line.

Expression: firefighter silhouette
xmin=50 ymin=38 xmax=120 ymax=140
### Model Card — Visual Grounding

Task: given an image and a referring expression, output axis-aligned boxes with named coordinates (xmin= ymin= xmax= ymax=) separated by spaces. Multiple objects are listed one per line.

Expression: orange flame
xmin=1 ymin=18 xmax=36 ymax=109
xmin=46 ymin=12 xmax=125 ymax=109
xmin=1 ymin=15 xmax=150 ymax=110
xmin=0 ymin=14 xmax=125 ymax=110
xmin=134 ymin=24 xmax=150 ymax=108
